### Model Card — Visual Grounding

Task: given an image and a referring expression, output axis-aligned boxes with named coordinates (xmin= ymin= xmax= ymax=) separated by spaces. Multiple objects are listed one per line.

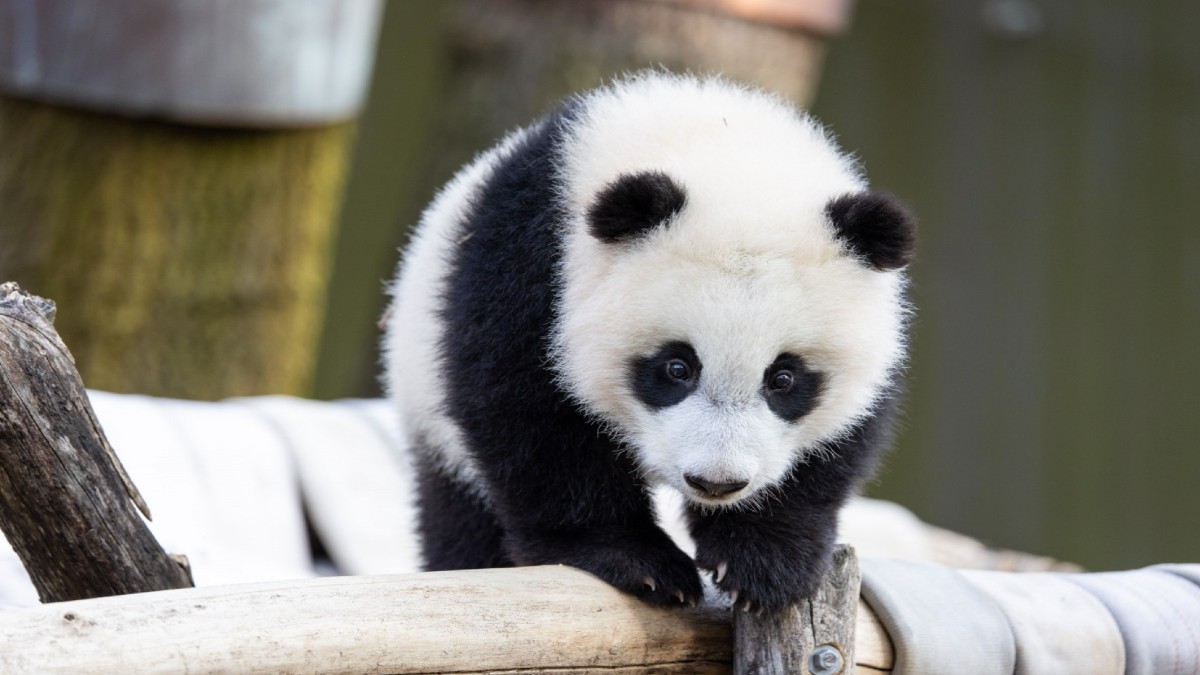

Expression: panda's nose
xmin=684 ymin=474 xmax=749 ymax=498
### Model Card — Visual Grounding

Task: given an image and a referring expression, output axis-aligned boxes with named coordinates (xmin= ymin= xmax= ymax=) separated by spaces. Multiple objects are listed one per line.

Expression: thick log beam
xmin=0 ymin=283 xmax=192 ymax=602
xmin=0 ymin=565 xmax=894 ymax=674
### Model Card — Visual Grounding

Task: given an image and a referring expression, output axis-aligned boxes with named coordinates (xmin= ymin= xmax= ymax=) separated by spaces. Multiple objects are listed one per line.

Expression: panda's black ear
xmin=826 ymin=191 xmax=917 ymax=270
xmin=588 ymin=171 xmax=687 ymax=243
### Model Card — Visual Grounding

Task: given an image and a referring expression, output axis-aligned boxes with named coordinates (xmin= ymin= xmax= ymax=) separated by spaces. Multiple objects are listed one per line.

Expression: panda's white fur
xmin=551 ymin=76 xmax=908 ymax=506
xmin=385 ymin=124 xmax=540 ymax=489
xmin=383 ymin=72 xmax=914 ymax=610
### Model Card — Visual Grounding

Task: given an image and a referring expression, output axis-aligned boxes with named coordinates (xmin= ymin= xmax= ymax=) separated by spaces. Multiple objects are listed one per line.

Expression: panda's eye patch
xmin=763 ymin=354 xmax=823 ymax=422
xmin=632 ymin=341 xmax=701 ymax=409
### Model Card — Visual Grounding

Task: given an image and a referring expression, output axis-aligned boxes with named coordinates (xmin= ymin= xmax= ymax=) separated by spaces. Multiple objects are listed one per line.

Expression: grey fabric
xmin=963 ymin=570 xmax=1124 ymax=675
xmin=1063 ymin=569 xmax=1200 ymax=675
xmin=1155 ymin=563 xmax=1200 ymax=588
xmin=860 ymin=557 xmax=1016 ymax=675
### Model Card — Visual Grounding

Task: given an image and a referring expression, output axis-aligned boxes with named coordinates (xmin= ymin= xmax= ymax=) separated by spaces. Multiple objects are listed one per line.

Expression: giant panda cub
xmin=384 ymin=72 xmax=915 ymax=613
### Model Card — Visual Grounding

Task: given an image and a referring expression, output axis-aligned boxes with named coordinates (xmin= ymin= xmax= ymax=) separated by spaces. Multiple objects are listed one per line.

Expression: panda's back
xmin=383 ymin=110 xmax=574 ymax=485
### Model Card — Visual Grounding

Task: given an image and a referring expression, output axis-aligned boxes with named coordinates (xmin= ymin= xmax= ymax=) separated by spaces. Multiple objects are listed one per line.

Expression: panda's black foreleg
xmin=686 ymin=483 xmax=840 ymax=613
xmin=413 ymin=452 xmax=513 ymax=571
xmin=500 ymin=508 xmax=704 ymax=606
xmin=686 ymin=405 xmax=893 ymax=613
xmin=469 ymin=426 xmax=703 ymax=606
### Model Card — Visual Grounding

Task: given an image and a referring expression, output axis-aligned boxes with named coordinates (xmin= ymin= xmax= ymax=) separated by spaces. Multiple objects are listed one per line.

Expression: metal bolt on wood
xmin=808 ymin=644 xmax=844 ymax=675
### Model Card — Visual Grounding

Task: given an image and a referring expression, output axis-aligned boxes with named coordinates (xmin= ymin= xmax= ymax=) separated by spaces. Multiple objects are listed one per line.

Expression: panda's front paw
xmin=696 ymin=538 xmax=831 ymax=614
xmin=692 ymin=518 xmax=835 ymax=614
xmin=506 ymin=526 xmax=703 ymax=606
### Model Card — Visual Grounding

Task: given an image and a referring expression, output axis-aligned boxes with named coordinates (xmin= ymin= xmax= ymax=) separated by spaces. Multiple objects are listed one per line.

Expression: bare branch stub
xmin=0 ymin=282 xmax=192 ymax=603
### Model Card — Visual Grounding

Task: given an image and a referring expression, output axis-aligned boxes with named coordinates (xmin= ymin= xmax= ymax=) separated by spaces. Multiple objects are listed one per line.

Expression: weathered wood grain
xmin=0 ymin=283 xmax=192 ymax=602
xmin=0 ymin=564 xmax=894 ymax=674
xmin=733 ymin=545 xmax=862 ymax=674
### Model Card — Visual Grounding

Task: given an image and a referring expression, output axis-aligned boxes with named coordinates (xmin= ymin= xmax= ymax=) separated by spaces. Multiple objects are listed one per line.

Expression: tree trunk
xmin=0 ymin=283 xmax=193 ymax=602
xmin=0 ymin=97 xmax=349 ymax=399
xmin=0 ymin=0 xmax=382 ymax=400
xmin=430 ymin=0 xmax=836 ymax=199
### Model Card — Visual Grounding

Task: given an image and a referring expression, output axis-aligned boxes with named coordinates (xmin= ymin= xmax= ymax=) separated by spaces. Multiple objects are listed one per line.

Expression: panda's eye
xmin=768 ymin=369 xmax=794 ymax=392
xmin=761 ymin=353 xmax=825 ymax=423
xmin=632 ymin=341 xmax=701 ymax=410
xmin=665 ymin=358 xmax=692 ymax=381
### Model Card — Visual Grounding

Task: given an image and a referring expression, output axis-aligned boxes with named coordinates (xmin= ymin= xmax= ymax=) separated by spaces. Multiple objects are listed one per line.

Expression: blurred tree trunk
xmin=316 ymin=0 xmax=853 ymax=399
xmin=0 ymin=0 xmax=381 ymax=400
xmin=431 ymin=0 xmax=844 ymax=191
xmin=0 ymin=98 xmax=348 ymax=399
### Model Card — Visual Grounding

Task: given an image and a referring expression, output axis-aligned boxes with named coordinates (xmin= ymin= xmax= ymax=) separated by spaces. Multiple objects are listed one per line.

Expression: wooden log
xmin=0 ymin=565 xmax=894 ymax=674
xmin=0 ymin=0 xmax=383 ymax=399
xmin=0 ymin=95 xmax=352 ymax=399
xmin=734 ymin=545 xmax=862 ymax=675
xmin=423 ymin=0 xmax=840 ymax=196
xmin=0 ymin=283 xmax=192 ymax=602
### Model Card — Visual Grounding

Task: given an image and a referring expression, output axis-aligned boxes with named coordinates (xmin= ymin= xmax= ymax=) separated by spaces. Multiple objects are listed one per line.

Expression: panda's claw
xmin=642 ymin=576 xmax=657 ymax=592
xmin=672 ymin=588 xmax=686 ymax=604
xmin=692 ymin=505 xmax=840 ymax=614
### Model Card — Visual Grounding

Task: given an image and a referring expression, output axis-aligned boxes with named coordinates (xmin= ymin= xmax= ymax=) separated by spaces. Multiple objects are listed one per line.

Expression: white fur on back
xmin=551 ymin=74 xmax=909 ymax=498
xmin=383 ymin=124 xmax=538 ymax=486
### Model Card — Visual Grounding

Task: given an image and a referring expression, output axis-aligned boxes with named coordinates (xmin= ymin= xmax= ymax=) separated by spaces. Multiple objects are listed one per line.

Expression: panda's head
xmin=551 ymin=75 xmax=914 ymax=508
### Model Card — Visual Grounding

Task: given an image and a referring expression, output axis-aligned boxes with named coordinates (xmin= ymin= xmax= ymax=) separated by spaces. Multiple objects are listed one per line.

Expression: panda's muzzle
xmin=684 ymin=474 xmax=749 ymax=498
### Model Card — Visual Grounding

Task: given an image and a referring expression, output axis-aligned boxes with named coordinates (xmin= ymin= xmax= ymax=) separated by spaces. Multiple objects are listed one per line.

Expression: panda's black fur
xmin=385 ymin=74 xmax=915 ymax=612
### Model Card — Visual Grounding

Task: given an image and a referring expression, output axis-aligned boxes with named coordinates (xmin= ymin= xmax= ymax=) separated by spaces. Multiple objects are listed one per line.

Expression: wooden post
xmin=0 ymin=0 xmax=382 ymax=400
xmin=0 ymin=283 xmax=193 ymax=602
xmin=734 ymin=545 xmax=862 ymax=675
xmin=424 ymin=0 xmax=846 ymax=200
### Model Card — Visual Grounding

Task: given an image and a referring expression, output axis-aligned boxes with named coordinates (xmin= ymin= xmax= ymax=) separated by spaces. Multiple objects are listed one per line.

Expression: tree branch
xmin=0 ymin=282 xmax=192 ymax=602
